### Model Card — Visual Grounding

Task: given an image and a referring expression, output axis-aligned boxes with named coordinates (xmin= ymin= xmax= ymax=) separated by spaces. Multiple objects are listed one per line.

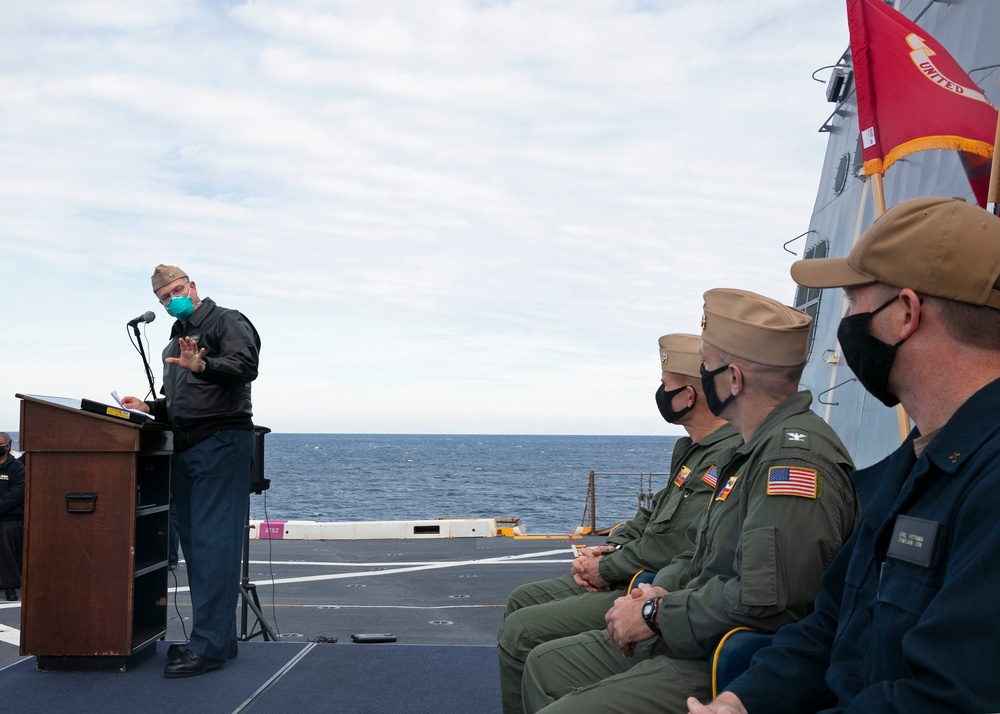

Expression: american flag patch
xmin=702 ymin=466 xmax=718 ymax=488
xmin=767 ymin=466 xmax=818 ymax=498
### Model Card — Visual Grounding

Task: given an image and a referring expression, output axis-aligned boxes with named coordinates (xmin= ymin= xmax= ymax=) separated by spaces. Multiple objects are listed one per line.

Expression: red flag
xmin=962 ymin=153 xmax=992 ymax=209
xmin=847 ymin=0 xmax=997 ymax=190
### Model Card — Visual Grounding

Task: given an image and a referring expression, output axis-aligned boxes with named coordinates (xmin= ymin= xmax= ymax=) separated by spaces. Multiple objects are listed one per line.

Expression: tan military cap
xmin=658 ymin=334 xmax=702 ymax=378
xmin=151 ymin=264 xmax=188 ymax=292
xmin=791 ymin=196 xmax=1000 ymax=309
xmin=701 ymin=288 xmax=811 ymax=367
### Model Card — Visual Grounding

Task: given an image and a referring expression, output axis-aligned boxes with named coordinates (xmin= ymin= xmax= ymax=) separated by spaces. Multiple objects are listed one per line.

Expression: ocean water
xmin=251 ymin=433 xmax=680 ymax=534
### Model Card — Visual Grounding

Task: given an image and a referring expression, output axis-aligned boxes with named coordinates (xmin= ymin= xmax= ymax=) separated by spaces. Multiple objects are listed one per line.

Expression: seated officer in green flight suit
xmin=521 ymin=288 xmax=859 ymax=714
xmin=497 ymin=333 xmax=741 ymax=714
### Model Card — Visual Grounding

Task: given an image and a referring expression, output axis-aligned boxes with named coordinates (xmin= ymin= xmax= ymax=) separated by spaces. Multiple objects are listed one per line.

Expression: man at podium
xmin=122 ymin=264 xmax=261 ymax=679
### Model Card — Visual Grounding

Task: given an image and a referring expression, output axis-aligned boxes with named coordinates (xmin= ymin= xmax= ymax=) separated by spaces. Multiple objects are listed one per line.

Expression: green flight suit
xmin=498 ymin=424 xmax=740 ymax=714
xmin=521 ymin=391 xmax=858 ymax=714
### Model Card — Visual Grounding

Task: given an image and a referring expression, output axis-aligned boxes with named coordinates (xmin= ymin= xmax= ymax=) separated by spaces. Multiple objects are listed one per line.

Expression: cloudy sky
xmin=2 ymin=0 xmax=850 ymax=436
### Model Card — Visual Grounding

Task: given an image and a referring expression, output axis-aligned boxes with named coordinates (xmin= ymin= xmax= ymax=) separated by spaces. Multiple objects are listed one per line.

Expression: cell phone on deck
xmin=351 ymin=633 xmax=397 ymax=643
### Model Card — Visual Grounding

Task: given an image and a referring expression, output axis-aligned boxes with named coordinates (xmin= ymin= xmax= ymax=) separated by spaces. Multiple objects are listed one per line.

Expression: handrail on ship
xmin=580 ymin=470 xmax=668 ymax=534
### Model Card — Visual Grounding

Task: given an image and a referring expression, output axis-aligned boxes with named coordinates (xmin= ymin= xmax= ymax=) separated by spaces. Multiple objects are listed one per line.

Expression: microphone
xmin=127 ymin=311 xmax=157 ymax=328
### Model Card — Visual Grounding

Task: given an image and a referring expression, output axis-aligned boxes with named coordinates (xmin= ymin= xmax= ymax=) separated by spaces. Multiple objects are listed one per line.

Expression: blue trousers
xmin=0 ymin=519 xmax=23 ymax=589
xmin=172 ymin=429 xmax=253 ymax=660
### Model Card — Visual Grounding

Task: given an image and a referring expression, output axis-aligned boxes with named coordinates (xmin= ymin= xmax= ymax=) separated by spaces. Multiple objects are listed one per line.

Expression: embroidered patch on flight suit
xmin=715 ymin=475 xmax=738 ymax=501
xmin=766 ymin=466 xmax=818 ymax=498
xmin=782 ymin=429 xmax=810 ymax=447
xmin=702 ymin=466 xmax=718 ymax=488
xmin=674 ymin=466 xmax=691 ymax=488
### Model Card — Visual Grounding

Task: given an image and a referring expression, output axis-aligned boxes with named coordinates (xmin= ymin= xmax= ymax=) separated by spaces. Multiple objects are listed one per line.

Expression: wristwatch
xmin=641 ymin=595 xmax=662 ymax=634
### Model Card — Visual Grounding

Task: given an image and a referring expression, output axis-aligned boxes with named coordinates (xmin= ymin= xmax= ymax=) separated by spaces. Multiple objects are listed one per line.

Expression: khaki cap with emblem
xmin=151 ymin=264 xmax=189 ymax=292
xmin=791 ymin=196 xmax=1000 ymax=309
xmin=658 ymin=334 xmax=702 ymax=379
xmin=701 ymin=288 xmax=811 ymax=367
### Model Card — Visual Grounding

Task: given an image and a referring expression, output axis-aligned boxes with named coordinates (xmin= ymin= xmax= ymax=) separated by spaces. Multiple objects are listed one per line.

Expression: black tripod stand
xmin=239 ymin=425 xmax=278 ymax=642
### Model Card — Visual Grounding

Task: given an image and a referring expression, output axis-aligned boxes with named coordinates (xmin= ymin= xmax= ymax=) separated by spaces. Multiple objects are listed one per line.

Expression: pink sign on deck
xmin=259 ymin=520 xmax=287 ymax=540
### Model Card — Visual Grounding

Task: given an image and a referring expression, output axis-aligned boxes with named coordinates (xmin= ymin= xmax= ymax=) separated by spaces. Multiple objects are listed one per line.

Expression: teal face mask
xmin=167 ymin=294 xmax=195 ymax=319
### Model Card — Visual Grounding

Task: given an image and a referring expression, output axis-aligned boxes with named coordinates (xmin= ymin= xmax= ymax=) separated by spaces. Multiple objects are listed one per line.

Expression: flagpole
xmin=988 ymin=80 xmax=1000 ymax=216
xmin=871 ymin=172 xmax=887 ymax=216
xmin=868 ymin=172 xmax=910 ymax=437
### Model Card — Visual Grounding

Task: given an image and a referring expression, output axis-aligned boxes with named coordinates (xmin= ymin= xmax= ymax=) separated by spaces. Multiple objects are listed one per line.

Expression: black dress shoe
xmin=4 ymin=589 xmax=16 ymax=602
xmin=163 ymin=649 xmax=226 ymax=678
xmin=167 ymin=641 xmax=238 ymax=661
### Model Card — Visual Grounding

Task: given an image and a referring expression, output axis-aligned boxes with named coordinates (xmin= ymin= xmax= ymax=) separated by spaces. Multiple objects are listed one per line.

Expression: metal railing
xmin=580 ymin=470 xmax=669 ymax=534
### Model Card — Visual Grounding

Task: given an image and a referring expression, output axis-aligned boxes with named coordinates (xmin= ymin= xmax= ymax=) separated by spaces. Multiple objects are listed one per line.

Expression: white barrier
xmin=248 ymin=517 xmax=526 ymax=540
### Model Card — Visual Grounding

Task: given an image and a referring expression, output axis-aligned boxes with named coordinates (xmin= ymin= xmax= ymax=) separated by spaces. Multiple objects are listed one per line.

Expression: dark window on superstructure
xmin=794 ymin=240 xmax=829 ymax=361
xmin=833 ymin=153 xmax=850 ymax=196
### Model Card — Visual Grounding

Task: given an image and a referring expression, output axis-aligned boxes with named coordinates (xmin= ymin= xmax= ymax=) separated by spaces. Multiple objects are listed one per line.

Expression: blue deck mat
xmin=243 ymin=643 xmax=500 ymax=714
xmin=1 ymin=641 xmax=500 ymax=713
xmin=3 ymin=641 xmax=308 ymax=714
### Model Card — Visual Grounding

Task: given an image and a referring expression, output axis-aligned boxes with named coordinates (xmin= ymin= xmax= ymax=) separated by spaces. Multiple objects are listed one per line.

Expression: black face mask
xmin=837 ymin=293 xmax=908 ymax=407
xmin=655 ymin=383 xmax=695 ymax=423
xmin=700 ymin=363 xmax=735 ymax=417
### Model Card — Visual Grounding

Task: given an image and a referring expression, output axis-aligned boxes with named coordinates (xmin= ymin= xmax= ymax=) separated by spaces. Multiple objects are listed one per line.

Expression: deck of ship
xmin=0 ymin=534 xmax=598 ymax=713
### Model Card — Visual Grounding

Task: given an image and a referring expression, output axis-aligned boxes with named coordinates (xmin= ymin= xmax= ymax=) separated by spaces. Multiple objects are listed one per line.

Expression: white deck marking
xmin=169 ymin=547 xmax=576 ymax=593
xmin=246 ymin=558 xmax=573 ymax=567
xmin=303 ymin=603 xmax=506 ymax=610
xmin=253 ymin=547 xmax=576 ymax=587
xmin=0 ymin=622 xmax=20 ymax=646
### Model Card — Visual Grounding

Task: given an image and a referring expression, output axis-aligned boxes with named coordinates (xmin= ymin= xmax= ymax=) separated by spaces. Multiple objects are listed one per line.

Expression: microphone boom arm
xmin=127 ymin=313 xmax=158 ymax=401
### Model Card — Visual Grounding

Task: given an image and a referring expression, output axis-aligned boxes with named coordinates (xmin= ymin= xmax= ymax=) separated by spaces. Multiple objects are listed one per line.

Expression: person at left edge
xmin=0 ymin=432 xmax=25 ymax=602
xmin=121 ymin=264 xmax=261 ymax=679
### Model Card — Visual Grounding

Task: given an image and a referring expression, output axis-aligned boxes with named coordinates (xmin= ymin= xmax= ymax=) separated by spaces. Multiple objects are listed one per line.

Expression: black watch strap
xmin=641 ymin=595 xmax=662 ymax=633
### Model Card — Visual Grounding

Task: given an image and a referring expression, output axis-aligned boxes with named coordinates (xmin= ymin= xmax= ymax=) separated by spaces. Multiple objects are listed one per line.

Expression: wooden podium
xmin=16 ymin=394 xmax=173 ymax=671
